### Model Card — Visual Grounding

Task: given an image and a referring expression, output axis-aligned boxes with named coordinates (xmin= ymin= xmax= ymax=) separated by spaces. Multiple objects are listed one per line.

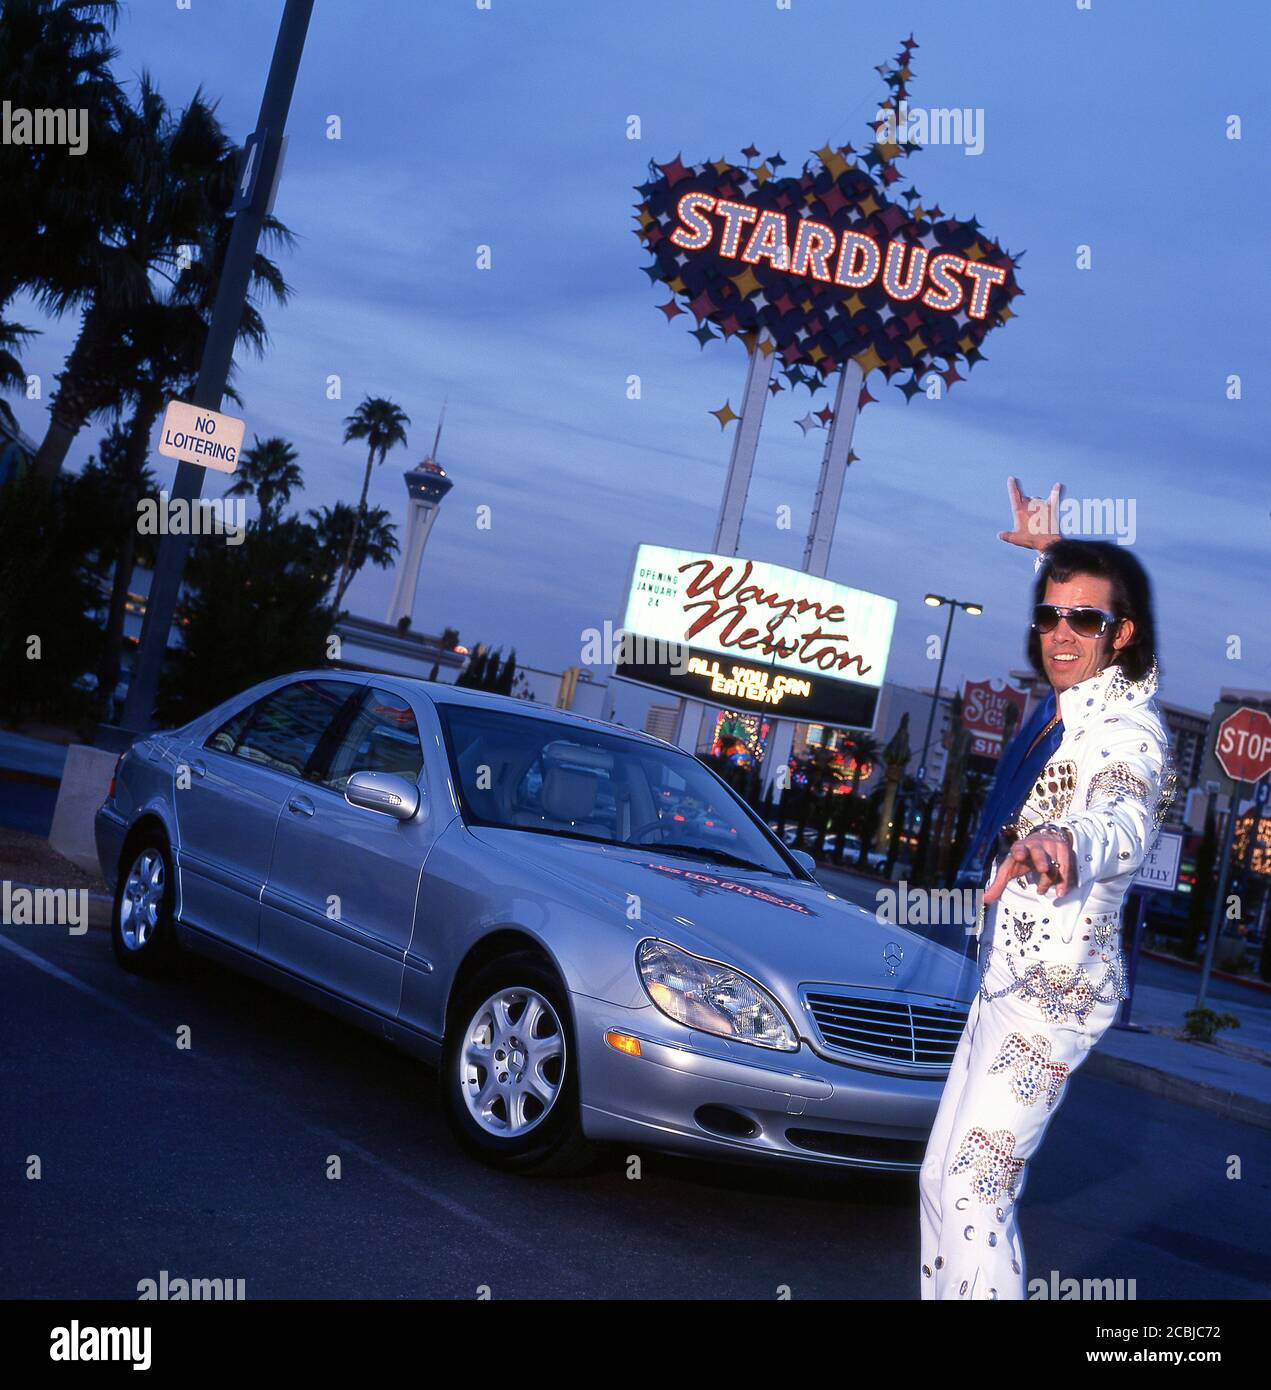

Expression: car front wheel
xmin=111 ymin=834 xmax=177 ymax=975
xmin=442 ymin=952 xmax=596 ymax=1176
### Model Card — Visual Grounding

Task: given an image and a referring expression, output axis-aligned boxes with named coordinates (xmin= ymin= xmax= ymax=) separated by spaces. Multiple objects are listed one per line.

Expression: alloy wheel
xmin=119 ymin=848 xmax=165 ymax=951
xmin=458 ymin=987 xmax=566 ymax=1138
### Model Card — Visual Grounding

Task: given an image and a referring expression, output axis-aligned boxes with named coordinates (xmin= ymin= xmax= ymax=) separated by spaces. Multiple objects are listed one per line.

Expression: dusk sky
xmin=12 ymin=0 xmax=1269 ymax=720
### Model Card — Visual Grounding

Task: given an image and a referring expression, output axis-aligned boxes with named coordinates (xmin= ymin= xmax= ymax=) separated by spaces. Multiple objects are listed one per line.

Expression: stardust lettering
xmin=670 ymin=192 xmax=1007 ymax=320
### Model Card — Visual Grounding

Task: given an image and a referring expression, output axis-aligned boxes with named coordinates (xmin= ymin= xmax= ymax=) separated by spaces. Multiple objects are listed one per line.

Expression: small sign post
xmin=1116 ymin=830 xmax=1184 ymax=1030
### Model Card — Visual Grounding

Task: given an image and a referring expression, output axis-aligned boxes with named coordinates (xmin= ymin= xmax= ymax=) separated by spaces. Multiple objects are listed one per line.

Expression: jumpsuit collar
xmin=1055 ymin=659 xmax=1159 ymax=730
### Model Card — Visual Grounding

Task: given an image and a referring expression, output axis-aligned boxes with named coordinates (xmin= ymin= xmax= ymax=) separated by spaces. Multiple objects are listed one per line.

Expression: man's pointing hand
xmin=983 ymin=829 xmax=1075 ymax=903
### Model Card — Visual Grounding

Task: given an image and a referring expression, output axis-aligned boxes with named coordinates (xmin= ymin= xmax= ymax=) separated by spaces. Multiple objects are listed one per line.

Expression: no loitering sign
xmin=157 ymin=400 xmax=245 ymax=474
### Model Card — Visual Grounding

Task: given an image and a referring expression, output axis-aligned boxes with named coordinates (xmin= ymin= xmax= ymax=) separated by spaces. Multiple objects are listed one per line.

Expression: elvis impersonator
xmin=919 ymin=479 xmax=1175 ymax=1300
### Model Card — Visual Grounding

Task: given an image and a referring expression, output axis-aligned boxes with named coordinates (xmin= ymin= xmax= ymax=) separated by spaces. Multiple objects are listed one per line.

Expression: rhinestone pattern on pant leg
xmin=917 ymin=950 xmax=1118 ymax=1300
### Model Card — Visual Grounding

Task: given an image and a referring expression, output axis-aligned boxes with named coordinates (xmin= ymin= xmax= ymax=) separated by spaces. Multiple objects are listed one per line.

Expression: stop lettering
xmin=1215 ymin=707 xmax=1271 ymax=783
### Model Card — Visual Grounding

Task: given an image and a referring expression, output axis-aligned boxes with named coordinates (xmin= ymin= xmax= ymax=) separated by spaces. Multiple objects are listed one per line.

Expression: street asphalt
xmin=1 ymin=920 xmax=1268 ymax=1300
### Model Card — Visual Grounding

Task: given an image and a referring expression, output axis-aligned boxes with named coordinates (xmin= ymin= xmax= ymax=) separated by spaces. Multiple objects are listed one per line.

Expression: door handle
xmin=189 ymin=760 xmax=207 ymax=779
xmin=287 ymin=794 xmax=315 ymax=818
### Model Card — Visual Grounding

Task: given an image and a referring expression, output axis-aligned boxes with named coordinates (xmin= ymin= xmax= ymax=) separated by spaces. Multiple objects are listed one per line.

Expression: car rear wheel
xmin=111 ymin=834 xmax=177 ymax=975
xmin=442 ymin=953 xmax=596 ymax=1176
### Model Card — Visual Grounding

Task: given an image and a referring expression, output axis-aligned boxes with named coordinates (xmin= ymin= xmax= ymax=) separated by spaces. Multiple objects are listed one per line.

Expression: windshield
xmin=436 ymin=703 xmax=798 ymax=877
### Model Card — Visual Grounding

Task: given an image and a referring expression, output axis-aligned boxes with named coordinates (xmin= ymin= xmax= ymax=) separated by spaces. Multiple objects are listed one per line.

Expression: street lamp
xmin=917 ymin=593 xmax=982 ymax=792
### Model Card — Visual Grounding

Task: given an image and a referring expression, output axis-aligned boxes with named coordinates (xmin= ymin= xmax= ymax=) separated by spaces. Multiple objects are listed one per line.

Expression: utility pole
xmin=116 ymin=0 xmax=315 ymax=738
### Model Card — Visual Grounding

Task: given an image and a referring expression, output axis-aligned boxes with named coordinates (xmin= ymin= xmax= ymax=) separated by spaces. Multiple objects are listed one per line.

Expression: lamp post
xmin=913 ymin=594 xmax=981 ymax=870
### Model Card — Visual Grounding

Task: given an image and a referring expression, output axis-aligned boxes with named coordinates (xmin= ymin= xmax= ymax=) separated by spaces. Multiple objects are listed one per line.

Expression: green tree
xmin=159 ymin=515 xmax=330 ymax=725
xmin=307 ymin=502 xmax=399 ymax=600
xmin=845 ymin=732 xmax=878 ymax=795
xmin=29 ymin=76 xmax=232 ymax=481
xmin=0 ymin=319 xmax=37 ymax=434
xmin=332 ymin=396 xmax=409 ymax=617
xmin=0 ymin=0 xmax=122 ymax=309
xmin=456 ymin=643 xmax=488 ymax=689
xmin=0 ymin=473 xmax=104 ymax=726
xmin=495 ymin=648 xmax=517 ymax=695
xmin=88 ymin=147 xmax=291 ymax=721
xmin=229 ymin=436 xmax=303 ymax=533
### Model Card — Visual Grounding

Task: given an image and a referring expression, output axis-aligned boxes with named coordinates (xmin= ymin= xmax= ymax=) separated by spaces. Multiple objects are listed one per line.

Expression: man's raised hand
xmin=998 ymin=476 xmax=1063 ymax=552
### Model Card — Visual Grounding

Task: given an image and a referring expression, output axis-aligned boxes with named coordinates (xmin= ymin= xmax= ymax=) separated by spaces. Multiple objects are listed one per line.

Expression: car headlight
xmin=636 ymin=939 xmax=799 ymax=1051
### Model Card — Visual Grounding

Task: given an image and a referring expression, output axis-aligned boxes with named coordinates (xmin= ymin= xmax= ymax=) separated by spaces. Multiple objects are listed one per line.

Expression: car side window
xmin=205 ymin=703 xmax=253 ymax=755
xmin=311 ymin=687 xmax=424 ymax=792
xmin=223 ymin=680 xmax=357 ymax=778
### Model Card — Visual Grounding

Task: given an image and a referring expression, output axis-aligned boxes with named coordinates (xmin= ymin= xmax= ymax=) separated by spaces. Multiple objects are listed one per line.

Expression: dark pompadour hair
xmin=1028 ymin=539 xmax=1158 ymax=683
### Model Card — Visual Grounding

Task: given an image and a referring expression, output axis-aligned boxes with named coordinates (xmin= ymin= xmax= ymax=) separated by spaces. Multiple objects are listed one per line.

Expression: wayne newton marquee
xmin=618 ymin=544 xmax=897 ymax=728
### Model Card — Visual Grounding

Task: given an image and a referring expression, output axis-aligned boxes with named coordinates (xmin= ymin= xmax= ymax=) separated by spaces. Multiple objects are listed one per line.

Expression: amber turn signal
xmin=605 ymin=1030 xmax=642 ymax=1057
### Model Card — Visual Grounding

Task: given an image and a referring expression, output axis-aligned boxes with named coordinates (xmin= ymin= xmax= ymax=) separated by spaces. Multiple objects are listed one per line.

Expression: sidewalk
xmin=814 ymin=860 xmax=1271 ymax=1132
xmin=0 ymin=829 xmax=111 ymax=925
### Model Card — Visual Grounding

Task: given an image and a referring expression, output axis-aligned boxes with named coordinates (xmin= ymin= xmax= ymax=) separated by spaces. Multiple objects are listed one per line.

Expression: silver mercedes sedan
xmin=96 ymin=670 xmax=976 ymax=1176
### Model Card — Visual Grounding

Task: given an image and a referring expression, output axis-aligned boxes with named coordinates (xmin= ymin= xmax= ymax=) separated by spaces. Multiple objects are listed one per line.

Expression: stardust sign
xmin=636 ymin=38 xmax=1022 ymax=392
xmin=618 ymin=544 xmax=896 ymax=728
xmin=670 ymin=194 xmax=1006 ymax=320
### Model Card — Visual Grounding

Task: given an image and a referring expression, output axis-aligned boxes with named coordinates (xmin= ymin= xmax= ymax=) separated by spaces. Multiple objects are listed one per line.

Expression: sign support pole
xmin=1196 ymin=778 xmax=1243 ymax=1009
xmin=682 ymin=343 xmax=774 ymax=758
xmin=713 ymin=344 xmax=774 ymax=556
xmin=801 ymin=358 xmax=864 ymax=578
xmin=117 ymin=0 xmax=315 ymax=736
xmin=1115 ymin=891 xmax=1150 ymax=1031
xmin=769 ymin=358 xmax=863 ymax=830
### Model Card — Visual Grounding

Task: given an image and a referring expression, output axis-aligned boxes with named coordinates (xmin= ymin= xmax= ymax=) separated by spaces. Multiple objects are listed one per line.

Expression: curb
xmin=1083 ymin=1047 xmax=1271 ymax=1132
xmin=1140 ymin=946 xmax=1271 ymax=996
xmin=0 ymin=767 xmax=61 ymax=788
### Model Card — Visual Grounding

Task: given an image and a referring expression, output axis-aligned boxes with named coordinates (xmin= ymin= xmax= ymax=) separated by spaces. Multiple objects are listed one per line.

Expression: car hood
xmin=466 ymin=826 xmax=979 ymax=1006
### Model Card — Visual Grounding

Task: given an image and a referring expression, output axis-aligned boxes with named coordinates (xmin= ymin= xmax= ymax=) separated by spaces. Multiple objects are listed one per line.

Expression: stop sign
xmin=1214 ymin=706 xmax=1271 ymax=783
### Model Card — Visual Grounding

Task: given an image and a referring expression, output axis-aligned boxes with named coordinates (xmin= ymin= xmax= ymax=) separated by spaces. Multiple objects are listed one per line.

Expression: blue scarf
xmin=957 ymin=687 xmax=1062 ymax=885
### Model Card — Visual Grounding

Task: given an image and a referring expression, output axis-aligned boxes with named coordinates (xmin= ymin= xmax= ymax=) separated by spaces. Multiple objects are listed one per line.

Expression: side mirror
xmin=790 ymin=848 xmax=817 ymax=877
xmin=345 ymin=770 xmax=421 ymax=822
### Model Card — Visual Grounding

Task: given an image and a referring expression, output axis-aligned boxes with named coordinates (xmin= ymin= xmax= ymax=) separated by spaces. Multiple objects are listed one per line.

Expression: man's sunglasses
xmin=1032 ymin=603 xmax=1120 ymax=638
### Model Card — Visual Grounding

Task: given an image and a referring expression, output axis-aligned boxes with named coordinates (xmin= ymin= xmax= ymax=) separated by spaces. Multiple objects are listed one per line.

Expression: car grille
xmin=803 ymin=990 xmax=968 ymax=1071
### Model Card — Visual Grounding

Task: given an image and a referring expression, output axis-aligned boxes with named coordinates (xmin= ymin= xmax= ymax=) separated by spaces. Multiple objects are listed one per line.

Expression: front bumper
xmin=572 ymin=992 xmax=951 ymax=1172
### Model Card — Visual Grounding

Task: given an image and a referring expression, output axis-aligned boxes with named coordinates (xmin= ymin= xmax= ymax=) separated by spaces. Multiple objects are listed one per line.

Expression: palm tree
xmin=308 ymin=502 xmax=399 ymax=601
xmin=84 ymin=136 xmax=292 ymax=719
xmin=1 ymin=3 xmax=123 ymax=431
xmin=846 ymin=733 xmax=879 ymax=795
xmin=0 ymin=1 xmax=122 ymax=312
xmin=0 ymin=320 xmax=37 ymax=435
xmin=332 ymin=396 xmax=410 ymax=617
xmin=228 ymin=436 xmax=303 ymax=533
xmin=30 ymin=75 xmax=232 ymax=482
